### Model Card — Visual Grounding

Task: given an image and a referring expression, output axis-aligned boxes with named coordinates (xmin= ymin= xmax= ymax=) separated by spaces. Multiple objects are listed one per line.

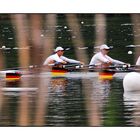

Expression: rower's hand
xmin=123 ymin=63 xmax=131 ymax=68
xmin=54 ymin=61 xmax=67 ymax=65
xmin=80 ymin=61 xmax=84 ymax=65
xmin=61 ymin=61 xmax=67 ymax=64
xmin=107 ymin=61 xmax=112 ymax=65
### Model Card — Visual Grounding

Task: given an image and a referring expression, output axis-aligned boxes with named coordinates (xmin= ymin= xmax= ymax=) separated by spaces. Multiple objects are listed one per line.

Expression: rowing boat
xmin=51 ymin=64 xmax=135 ymax=80
xmin=0 ymin=64 xmax=136 ymax=82
xmin=0 ymin=70 xmax=21 ymax=81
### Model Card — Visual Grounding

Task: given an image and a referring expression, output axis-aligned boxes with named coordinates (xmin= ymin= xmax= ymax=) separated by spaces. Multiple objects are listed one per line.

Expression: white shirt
xmin=89 ymin=52 xmax=124 ymax=66
xmin=43 ymin=53 xmax=80 ymax=65
xmin=136 ymin=56 xmax=140 ymax=65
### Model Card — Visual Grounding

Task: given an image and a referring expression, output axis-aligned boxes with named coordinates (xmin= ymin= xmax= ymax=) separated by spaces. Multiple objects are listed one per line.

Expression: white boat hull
xmin=0 ymin=70 xmax=128 ymax=80
xmin=123 ymin=72 xmax=140 ymax=92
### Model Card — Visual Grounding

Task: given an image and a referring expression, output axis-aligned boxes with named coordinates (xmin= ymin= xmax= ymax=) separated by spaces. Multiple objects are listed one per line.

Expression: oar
xmin=48 ymin=63 xmax=140 ymax=73
xmin=62 ymin=63 xmax=140 ymax=73
xmin=62 ymin=63 xmax=127 ymax=69
xmin=3 ymin=63 xmax=139 ymax=73
xmin=3 ymin=63 xmax=56 ymax=71
xmin=128 ymin=65 xmax=140 ymax=68
xmin=61 ymin=64 xmax=119 ymax=72
xmin=2 ymin=65 xmax=38 ymax=71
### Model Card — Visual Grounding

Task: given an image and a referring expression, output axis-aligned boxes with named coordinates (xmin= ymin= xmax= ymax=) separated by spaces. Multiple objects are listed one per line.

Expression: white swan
xmin=123 ymin=72 xmax=140 ymax=92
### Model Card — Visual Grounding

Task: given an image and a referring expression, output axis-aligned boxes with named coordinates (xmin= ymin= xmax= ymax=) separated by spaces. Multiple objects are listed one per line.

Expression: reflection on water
xmin=124 ymin=91 xmax=140 ymax=126
xmin=47 ymin=78 xmax=88 ymax=126
xmin=1 ymin=74 xmax=140 ymax=126
xmin=102 ymin=79 xmax=130 ymax=126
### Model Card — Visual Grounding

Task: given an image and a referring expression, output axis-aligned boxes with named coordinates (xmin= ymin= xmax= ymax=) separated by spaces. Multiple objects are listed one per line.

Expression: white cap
xmin=100 ymin=44 xmax=110 ymax=50
xmin=55 ymin=46 xmax=64 ymax=52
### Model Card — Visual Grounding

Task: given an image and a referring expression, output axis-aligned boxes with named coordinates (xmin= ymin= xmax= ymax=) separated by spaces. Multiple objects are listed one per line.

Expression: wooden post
xmin=66 ymin=14 xmax=88 ymax=64
xmin=131 ymin=14 xmax=140 ymax=63
xmin=94 ymin=14 xmax=106 ymax=52
xmin=29 ymin=14 xmax=43 ymax=68
xmin=82 ymin=79 xmax=101 ymax=126
xmin=34 ymin=14 xmax=57 ymax=126
xmin=66 ymin=14 xmax=101 ymax=126
xmin=11 ymin=14 xmax=30 ymax=126
xmin=42 ymin=14 xmax=57 ymax=61
xmin=0 ymin=29 xmax=5 ymax=115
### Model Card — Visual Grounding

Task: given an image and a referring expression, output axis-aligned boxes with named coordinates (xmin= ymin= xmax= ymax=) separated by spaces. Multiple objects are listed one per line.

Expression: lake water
xmin=0 ymin=72 xmax=139 ymax=126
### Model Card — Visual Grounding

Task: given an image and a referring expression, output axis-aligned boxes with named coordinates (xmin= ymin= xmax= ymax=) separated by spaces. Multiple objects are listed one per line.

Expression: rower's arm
xmin=106 ymin=56 xmax=125 ymax=65
xmin=43 ymin=54 xmax=67 ymax=66
xmin=61 ymin=56 xmax=81 ymax=64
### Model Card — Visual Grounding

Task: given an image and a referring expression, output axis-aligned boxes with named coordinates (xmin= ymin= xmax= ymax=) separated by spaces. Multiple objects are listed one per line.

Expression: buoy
xmin=123 ymin=72 xmax=140 ymax=92
xmin=128 ymin=51 xmax=133 ymax=54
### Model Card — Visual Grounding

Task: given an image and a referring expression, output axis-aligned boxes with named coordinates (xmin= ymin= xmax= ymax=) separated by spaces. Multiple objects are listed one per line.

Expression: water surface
xmin=0 ymin=73 xmax=139 ymax=126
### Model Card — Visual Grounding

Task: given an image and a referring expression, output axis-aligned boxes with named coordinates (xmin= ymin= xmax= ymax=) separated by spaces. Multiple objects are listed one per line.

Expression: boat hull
xmin=0 ymin=67 xmax=131 ymax=82
xmin=98 ymin=71 xmax=115 ymax=80
xmin=0 ymin=70 xmax=21 ymax=81
xmin=51 ymin=68 xmax=68 ymax=77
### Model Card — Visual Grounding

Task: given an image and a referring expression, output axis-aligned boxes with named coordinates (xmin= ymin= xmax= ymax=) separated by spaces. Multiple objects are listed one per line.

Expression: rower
xmin=43 ymin=46 xmax=84 ymax=69
xmin=89 ymin=44 xmax=127 ymax=68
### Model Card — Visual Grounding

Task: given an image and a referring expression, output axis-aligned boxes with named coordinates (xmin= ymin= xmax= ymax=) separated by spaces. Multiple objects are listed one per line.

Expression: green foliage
xmin=0 ymin=14 xmax=18 ymax=68
xmin=0 ymin=14 xmax=135 ymax=68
